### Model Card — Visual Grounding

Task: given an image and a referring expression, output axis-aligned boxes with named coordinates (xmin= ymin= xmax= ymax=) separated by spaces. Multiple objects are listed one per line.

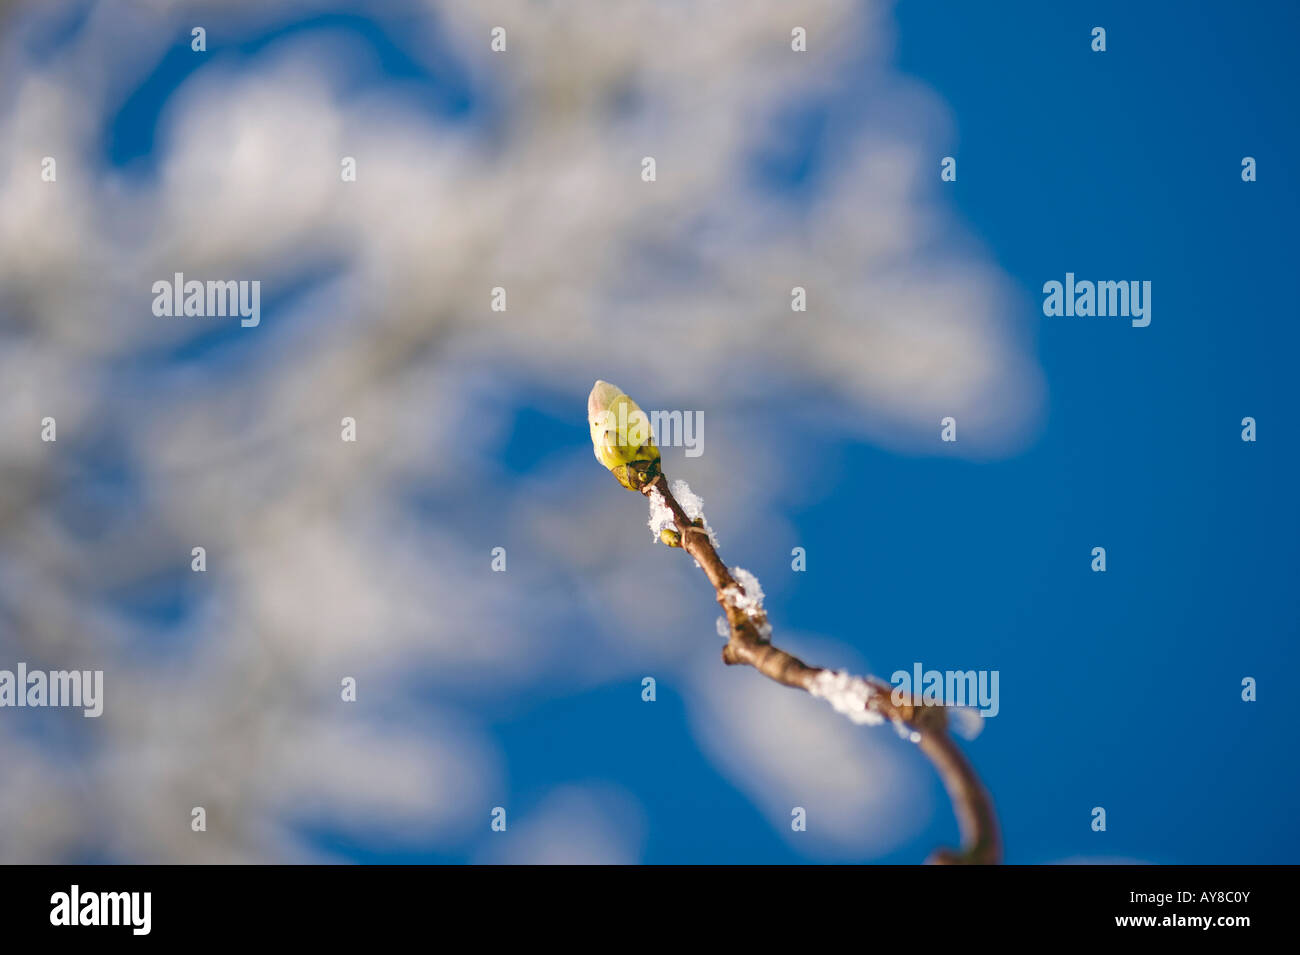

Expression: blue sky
xmin=885 ymin=0 xmax=1299 ymax=861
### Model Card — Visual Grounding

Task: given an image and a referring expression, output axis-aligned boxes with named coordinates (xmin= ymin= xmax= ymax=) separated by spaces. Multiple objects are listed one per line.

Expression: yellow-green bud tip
xmin=587 ymin=379 xmax=661 ymax=491
xmin=588 ymin=380 xmax=621 ymax=420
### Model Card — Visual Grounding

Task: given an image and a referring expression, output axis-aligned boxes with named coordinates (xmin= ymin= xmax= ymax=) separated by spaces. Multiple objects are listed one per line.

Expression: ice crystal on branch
xmin=721 ymin=567 xmax=771 ymax=639
xmin=948 ymin=706 xmax=986 ymax=741
xmin=809 ymin=670 xmax=886 ymax=726
xmin=724 ymin=567 xmax=765 ymax=617
xmin=670 ymin=479 xmax=718 ymax=547
xmin=647 ymin=486 xmax=676 ymax=541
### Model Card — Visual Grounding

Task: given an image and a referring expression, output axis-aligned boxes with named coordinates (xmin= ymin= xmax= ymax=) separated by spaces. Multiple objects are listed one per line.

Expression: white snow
xmin=670 ymin=479 xmax=719 ymax=547
xmin=808 ymin=670 xmax=886 ymax=726
xmin=724 ymin=567 xmax=764 ymax=616
xmin=646 ymin=486 xmax=676 ymax=541
xmin=721 ymin=567 xmax=772 ymax=638
xmin=947 ymin=706 xmax=985 ymax=740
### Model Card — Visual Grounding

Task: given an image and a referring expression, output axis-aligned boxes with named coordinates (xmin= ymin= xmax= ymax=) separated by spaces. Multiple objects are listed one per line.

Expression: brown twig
xmin=642 ymin=472 xmax=1001 ymax=864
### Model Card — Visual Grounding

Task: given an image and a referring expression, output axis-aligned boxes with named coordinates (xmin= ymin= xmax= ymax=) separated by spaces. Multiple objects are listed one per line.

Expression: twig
xmin=642 ymin=472 xmax=1001 ymax=864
